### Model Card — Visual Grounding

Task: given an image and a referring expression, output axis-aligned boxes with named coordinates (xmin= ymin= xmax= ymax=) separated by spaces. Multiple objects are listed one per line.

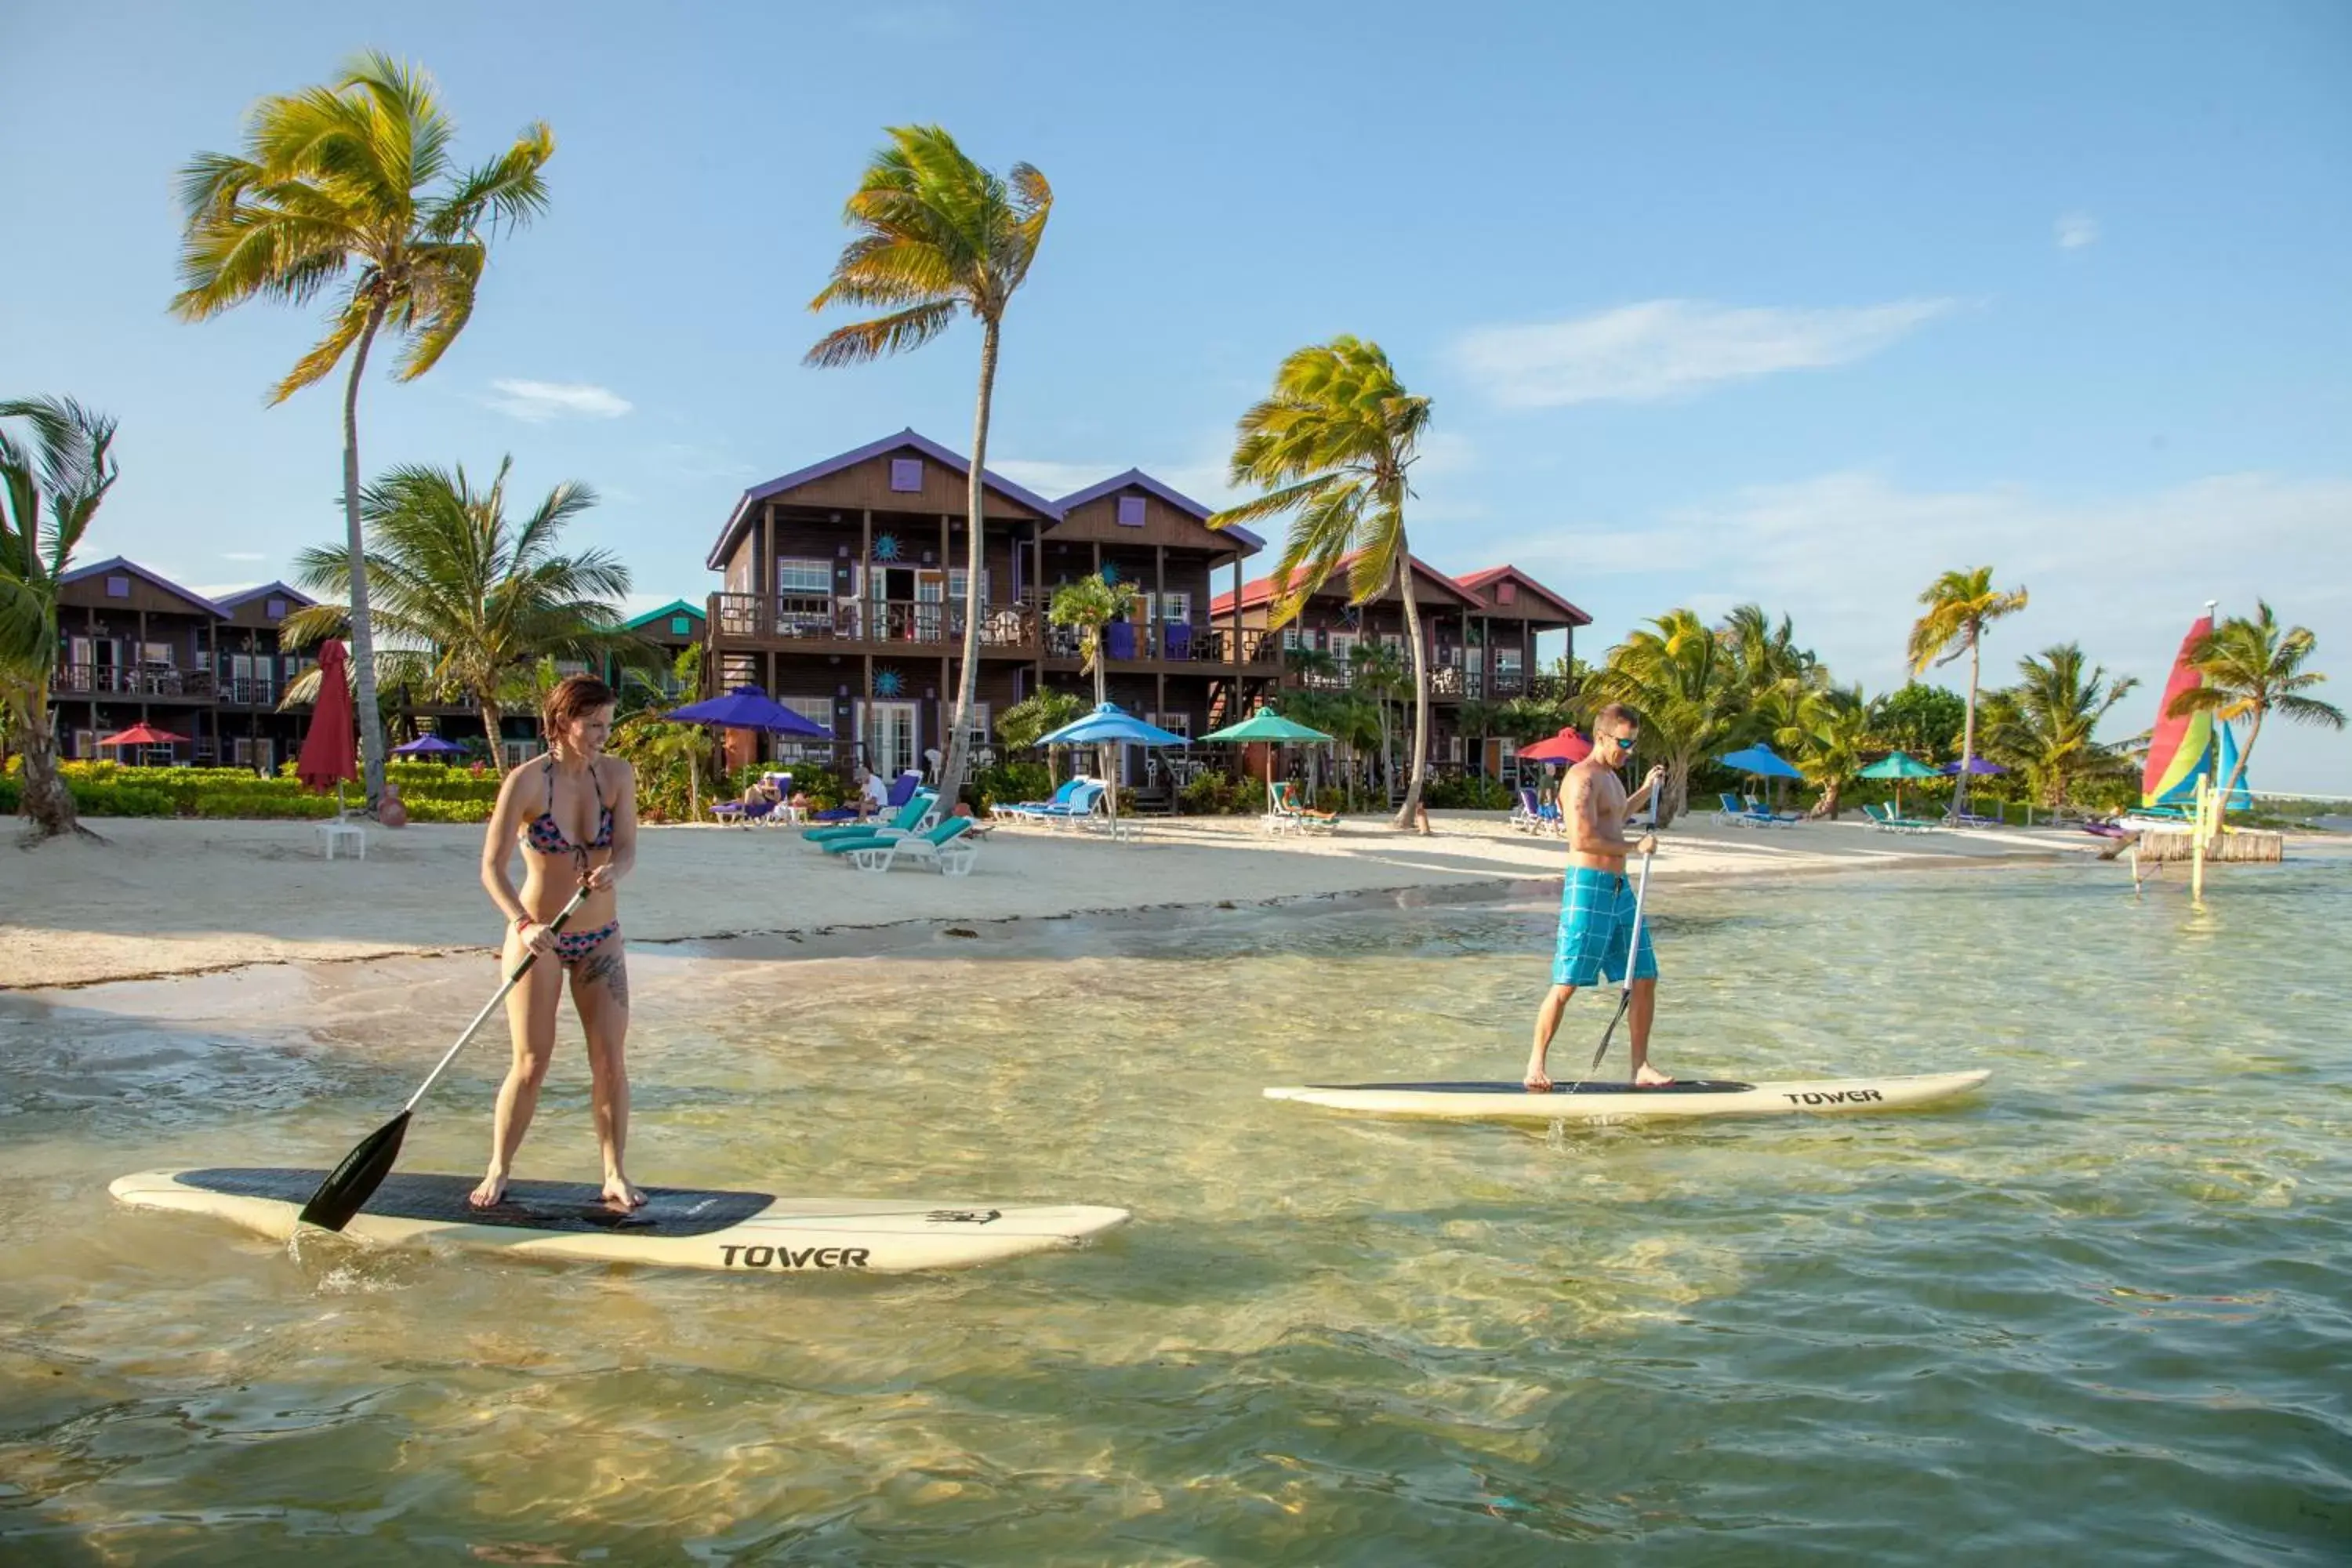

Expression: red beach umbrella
xmin=1519 ymin=726 xmax=1592 ymax=764
xmin=95 ymin=723 xmax=191 ymax=748
xmin=296 ymin=639 xmax=359 ymax=795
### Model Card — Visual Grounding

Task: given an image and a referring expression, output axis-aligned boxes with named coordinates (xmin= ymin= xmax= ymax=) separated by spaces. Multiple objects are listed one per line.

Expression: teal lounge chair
xmin=844 ymin=815 xmax=982 ymax=876
xmin=805 ymin=789 xmax=936 ymax=847
xmin=1864 ymin=802 xmax=1938 ymax=833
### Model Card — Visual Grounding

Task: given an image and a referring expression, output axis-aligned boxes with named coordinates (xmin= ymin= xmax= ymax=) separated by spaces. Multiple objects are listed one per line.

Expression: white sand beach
xmin=0 ymin=811 xmax=2111 ymax=991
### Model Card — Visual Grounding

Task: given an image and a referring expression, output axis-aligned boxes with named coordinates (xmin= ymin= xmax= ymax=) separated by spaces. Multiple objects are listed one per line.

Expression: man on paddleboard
xmin=1525 ymin=702 xmax=1670 ymax=1091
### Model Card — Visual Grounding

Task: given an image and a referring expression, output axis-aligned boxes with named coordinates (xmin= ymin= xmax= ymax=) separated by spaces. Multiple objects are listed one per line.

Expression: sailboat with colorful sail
xmin=2138 ymin=601 xmax=2252 ymax=818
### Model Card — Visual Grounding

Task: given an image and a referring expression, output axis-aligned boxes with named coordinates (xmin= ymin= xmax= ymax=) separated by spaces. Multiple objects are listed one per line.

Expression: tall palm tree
xmin=805 ymin=125 xmax=1051 ymax=812
xmin=172 ymin=52 xmax=555 ymax=809
xmin=1907 ymin=566 xmax=2029 ymax=819
xmin=1048 ymin=572 xmax=1139 ymax=808
xmin=1789 ymin=684 xmax=1873 ymax=819
xmin=1349 ymin=637 xmax=1410 ymax=802
xmin=1582 ymin=608 xmax=1742 ymax=827
xmin=1985 ymin=643 xmax=2140 ymax=810
xmin=1210 ymin=336 xmax=1436 ymax=829
xmin=2168 ymin=601 xmax=2341 ymax=823
xmin=0 ymin=397 xmax=119 ymax=840
xmin=280 ymin=459 xmax=633 ymax=773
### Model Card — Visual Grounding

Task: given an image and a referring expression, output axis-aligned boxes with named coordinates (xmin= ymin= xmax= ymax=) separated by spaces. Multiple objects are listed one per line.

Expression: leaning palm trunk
xmin=2211 ymin=713 xmax=2262 ymax=848
xmin=935 ymin=320 xmax=999 ymax=811
xmin=13 ymin=684 xmax=78 ymax=837
xmin=1393 ymin=561 xmax=1432 ymax=828
xmin=341 ymin=307 xmax=390 ymax=808
xmin=477 ymin=694 xmax=506 ymax=775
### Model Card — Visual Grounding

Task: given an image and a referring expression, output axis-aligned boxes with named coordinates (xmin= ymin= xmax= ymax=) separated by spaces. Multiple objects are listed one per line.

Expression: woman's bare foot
xmin=468 ymin=1170 xmax=510 ymax=1208
xmin=1632 ymin=1063 xmax=1678 ymax=1087
xmin=1523 ymin=1063 xmax=1553 ymax=1092
xmin=602 ymin=1173 xmax=648 ymax=1208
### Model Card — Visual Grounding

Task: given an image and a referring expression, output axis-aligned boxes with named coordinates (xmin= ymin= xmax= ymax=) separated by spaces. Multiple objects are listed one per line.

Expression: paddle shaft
xmin=1577 ymin=846 xmax=1655 ymax=1082
xmin=401 ymin=884 xmax=591 ymax=1113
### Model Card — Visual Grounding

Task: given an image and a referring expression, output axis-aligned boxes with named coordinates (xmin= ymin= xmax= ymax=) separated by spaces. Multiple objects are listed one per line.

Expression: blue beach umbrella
xmin=1035 ymin=703 xmax=1189 ymax=829
xmin=1715 ymin=744 xmax=1805 ymax=780
xmin=1941 ymin=757 xmax=2007 ymax=776
xmin=665 ymin=685 xmax=832 ymax=738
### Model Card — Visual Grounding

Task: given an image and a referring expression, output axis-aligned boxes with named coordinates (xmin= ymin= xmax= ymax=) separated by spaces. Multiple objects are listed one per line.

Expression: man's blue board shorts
xmin=1553 ymin=866 xmax=1658 ymax=987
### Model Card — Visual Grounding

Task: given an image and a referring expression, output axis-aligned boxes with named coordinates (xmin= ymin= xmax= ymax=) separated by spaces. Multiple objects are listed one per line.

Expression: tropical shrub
xmin=1422 ymin=775 xmax=1515 ymax=810
xmin=974 ymin=760 xmax=1051 ymax=812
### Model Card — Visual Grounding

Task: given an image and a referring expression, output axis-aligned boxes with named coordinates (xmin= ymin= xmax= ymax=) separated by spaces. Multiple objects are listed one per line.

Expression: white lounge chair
xmin=844 ymin=815 xmax=981 ymax=876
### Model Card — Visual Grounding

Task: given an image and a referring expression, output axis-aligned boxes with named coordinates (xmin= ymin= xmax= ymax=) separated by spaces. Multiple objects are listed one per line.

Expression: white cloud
xmin=2056 ymin=212 xmax=2100 ymax=250
xmin=220 ymin=550 xmax=267 ymax=563
xmin=1454 ymin=298 xmax=1958 ymax=408
xmin=1483 ymin=470 xmax=2352 ymax=790
xmin=487 ymin=379 xmax=633 ymax=423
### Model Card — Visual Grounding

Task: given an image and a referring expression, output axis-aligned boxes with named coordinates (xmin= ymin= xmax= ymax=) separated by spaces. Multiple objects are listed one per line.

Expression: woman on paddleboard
xmin=472 ymin=674 xmax=644 ymax=1210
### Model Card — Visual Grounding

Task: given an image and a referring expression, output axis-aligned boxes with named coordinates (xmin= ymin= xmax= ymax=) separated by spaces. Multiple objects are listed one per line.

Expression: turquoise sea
xmin=1 ymin=856 xmax=2347 ymax=1563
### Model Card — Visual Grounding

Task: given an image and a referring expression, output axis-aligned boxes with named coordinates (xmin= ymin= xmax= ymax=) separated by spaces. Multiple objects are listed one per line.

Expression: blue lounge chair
xmin=804 ymin=789 xmax=936 ymax=846
xmin=844 ymin=815 xmax=982 ymax=876
xmin=1716 ymin=791 xmax=1770 ymax=827
xmin=1743 ymin=793 xmax=1802 ymax=826
xmin=993 ymin=777 xmax=1084 ymax=822
xmin=1007 ymin=780 xmax=1105 ymax=828
xmin=806 ymin=769 xmax=922 ymax=824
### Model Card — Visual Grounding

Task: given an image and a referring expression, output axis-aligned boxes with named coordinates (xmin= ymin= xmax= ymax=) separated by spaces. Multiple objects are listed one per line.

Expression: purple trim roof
xmin=60 ymin=556 xmax=230 ymax=617
xmin=707 ymin=429 xmax=1066 ymax=571
xmin=215 ymin=580 xmax=317 ymax=612
xmin=1050 ymin=469 xmax=1265 ymax=556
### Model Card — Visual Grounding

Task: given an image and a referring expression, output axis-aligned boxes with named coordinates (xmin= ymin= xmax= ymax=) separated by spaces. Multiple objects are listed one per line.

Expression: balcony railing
xmin=56 ymin=664 xmax=216 ymax=700
xmin=220 ymin=677 xmax=279 ymax=706
xmin=713 ymin=592 xmax=1042 ymax=650
xmin=1040 ymin=623 xmax=1287 ymax=666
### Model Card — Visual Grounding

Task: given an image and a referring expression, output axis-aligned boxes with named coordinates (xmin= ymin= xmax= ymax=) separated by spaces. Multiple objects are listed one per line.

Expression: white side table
xmin=318 ymin=819 xmax=368 ymax=860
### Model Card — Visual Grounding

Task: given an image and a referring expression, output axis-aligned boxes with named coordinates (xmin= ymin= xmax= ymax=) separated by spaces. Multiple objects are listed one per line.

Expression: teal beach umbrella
xmin=1857 ymin=750 xmax=1940 ymax=815
xmin=1198 ymin=706 xmax=1336 ymax=815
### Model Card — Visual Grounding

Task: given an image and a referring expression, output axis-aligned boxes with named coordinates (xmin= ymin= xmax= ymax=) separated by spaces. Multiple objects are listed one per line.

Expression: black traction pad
xmin=1302 ymin=1080 xmax=1759 ymax=1095
xmin=175 ymin=1167 xmax=773 ymax=1236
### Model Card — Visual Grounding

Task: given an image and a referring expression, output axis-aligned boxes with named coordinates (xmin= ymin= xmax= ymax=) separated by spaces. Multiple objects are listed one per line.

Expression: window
xmin=720 ymin=654 xmax=760 ymax=687
xmin=889 ymin=457 xmax=924 ymax=492
xmin=106 ymin=575 xmax=129 ymax=598
xmin=1496 ymin=581 xmax=1516 ymax=605
xmin=73 ymin=728 xmax=95 ymax=759
xmin=1328 ymin=631 xmax=1358 ymax=665
xmin=265 ymin=597 xmax=287 ymax=619
xmin=1155 ymin=711 xmax=1190 ymax=738
xmin=1158 ymin=590 xmax=1192 ymax=624
xmin=670 ymin=615 xmax=692 ymax=637
xmin=503 ymin=739 xmax=539 ymax=771
xmin=142 ymin=641 xmax=174 ymax=668
xmin=1116 ymin=495 xmax=1146 ymax=526
xmin=946 ymin=568 xmax=991 ymax=604
xmin=780 ymin=695 xmax=834 ymax=737
xmin=776 ymin=558 xmax=831 ymax=594
xmin=1497 ymin=648 xmax=1525 ymax=675
xmin=1282 ymin=627 xmax=1305 ymax=651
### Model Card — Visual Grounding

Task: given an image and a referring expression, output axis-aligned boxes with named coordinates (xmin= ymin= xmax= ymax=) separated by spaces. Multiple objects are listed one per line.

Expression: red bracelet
xmin=513 ymin=913 xmax=534 ymax=931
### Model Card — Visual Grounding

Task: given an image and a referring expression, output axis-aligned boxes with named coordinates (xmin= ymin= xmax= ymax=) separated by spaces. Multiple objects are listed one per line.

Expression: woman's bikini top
xmin=524 ymin=757 xmax=613 ymax=861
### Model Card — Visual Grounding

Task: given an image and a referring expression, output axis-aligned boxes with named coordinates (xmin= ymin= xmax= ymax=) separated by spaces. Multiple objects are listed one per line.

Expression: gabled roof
xmin=59 ymin=556 xmax=228 ymax=617
xmin=215 ymin=580 xmax=316 ymax=612
xmin=1454 ymin=565 xmax=1592 ymax=626
xmin=1210 ymin=550 xmax=1486 ymax=616
xmin=626 ymin=599 xmax=707 ymax=632
xmin=1051 ymin=468 xmax=1266 ymax=553
xmin=707 ymin=429 xmax=1065 ymax=571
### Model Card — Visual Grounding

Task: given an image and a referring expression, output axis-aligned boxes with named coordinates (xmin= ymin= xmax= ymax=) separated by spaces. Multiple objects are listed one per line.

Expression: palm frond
xmin=804 ymin=301 xmax=959 ymax=368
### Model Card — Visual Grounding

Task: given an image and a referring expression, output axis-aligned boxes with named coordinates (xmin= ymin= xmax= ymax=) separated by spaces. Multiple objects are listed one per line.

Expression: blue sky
xmin=6 ymin=1 xmax=2348 ymax=788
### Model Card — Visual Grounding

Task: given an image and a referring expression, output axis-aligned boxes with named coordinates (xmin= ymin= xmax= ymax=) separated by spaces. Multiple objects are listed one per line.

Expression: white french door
xmin=857 ymin=700 xmax=920 ymax=780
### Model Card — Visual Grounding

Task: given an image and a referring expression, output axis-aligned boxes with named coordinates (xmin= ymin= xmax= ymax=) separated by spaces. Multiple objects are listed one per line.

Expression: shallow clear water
xmin=2 ymin=859 xmax=2348 ymax=1564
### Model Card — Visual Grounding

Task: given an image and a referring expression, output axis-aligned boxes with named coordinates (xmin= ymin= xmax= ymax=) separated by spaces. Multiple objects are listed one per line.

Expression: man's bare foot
xmin=1632 ymin=1063 xmax=1677 ymax=1087
xmin=1523 ymin=1065 xmax=1554 ymax=1092
xmin=601 ymin=1174 xmax=648 ymax=1208
xmin=468 ymin=1171 xmax=510 ymax=1208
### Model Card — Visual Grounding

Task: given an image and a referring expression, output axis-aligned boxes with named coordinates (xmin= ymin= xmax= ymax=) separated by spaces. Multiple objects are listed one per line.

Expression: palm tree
xmin=1349 ymin=637 xmax=1410 ymax=802
xmin=1582 ymin=608 xmax=1741 ymax=828
xmin=2168 ymin=602 xmax=2342 ymax=823
xmin=1907 ymin=566 xmax=2030 ymax=820
xmin=1984 ymin=643 xmax=2141 ymax=810
xmin=1210 ymin=337 xmax=1436 ymax=829
xmin=172 ymin=53 xmax=554 ymax=810
xmin=281 ymin=459 xmax=632 ymax=772
xmin=1789 ymin=684 xmax=1873 ymax=819
xmin=0 ymin=397 xmax=119 ymax=840
xmin=805 ymin=124 xmax=1051 ymax=812
xmin=1048 ymin=572 xmax=1139 ymax=809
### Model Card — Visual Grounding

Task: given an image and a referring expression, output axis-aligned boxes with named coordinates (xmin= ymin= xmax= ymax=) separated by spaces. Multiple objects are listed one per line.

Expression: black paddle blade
xmin=296 ymin=1110 xmax=411 ymax=1232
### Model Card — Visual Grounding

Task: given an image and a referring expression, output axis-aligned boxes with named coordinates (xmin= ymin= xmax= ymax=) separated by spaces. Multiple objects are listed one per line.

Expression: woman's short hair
xmin=541 ymin=673 xmax=616 ymax=750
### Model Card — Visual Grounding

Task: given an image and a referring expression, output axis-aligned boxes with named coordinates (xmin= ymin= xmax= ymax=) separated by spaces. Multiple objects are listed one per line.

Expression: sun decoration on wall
xmin=871 ymin=534 xmax=903 ymax=563
xmin=872 ymin=666 xmax=906 ymax=698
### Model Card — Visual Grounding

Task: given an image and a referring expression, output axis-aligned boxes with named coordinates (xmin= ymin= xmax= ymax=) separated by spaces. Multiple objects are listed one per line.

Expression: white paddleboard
xmin=1265 ymin=1069 xmax=1991 ymax=1124
xmin=110 ymin=1168 xmax=1128 ymax=1274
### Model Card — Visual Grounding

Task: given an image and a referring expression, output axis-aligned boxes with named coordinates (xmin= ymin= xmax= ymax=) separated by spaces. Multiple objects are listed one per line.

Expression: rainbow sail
xmin=2143 ymin=606 xmax=2215 ymax=808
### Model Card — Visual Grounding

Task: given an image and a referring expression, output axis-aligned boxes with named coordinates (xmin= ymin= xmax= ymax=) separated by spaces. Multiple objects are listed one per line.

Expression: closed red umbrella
xmin=1519 ymin=726 xmax=1592 ymax=764
xmin=297 ymin=640 xmax=358 ymax=795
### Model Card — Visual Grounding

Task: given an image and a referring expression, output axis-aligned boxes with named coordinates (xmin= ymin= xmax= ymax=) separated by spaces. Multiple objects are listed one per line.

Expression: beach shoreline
xmin=0 ymin=809 xmax=2140 ymax=993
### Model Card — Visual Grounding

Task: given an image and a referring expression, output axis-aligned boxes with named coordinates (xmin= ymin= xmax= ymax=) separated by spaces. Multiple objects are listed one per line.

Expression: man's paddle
xmin=297 ymin=885 xmax=591 ymax=1231
xmin=1573 ymin=844 xmax=1655 ymax=1087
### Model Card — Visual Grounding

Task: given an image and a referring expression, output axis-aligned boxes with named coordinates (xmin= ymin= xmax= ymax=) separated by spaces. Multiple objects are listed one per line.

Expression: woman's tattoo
xmin=579 ymin=949 xmax=630 ymax=1007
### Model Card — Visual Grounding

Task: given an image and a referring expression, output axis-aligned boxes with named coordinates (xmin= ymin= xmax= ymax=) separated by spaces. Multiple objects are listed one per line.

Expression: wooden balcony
xmin=1042 ymin=622 xmax=1286 ymax=670
xmin=711 ymin=592 xmax=1042 ymax=655
xmin=217 ymin=677 xmax=280 ymax=707
xmin=55 ymin=664 xmax=216 ymax=702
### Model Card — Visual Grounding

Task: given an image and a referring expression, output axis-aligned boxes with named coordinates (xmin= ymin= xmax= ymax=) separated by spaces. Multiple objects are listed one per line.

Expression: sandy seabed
xmin=0 ymin=807 xmax=2125 ymax=992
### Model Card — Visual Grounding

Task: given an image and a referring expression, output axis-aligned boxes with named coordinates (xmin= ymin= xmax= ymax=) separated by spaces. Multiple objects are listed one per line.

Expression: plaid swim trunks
xmin=1553 ymin=866 xmax=1658 ymax=987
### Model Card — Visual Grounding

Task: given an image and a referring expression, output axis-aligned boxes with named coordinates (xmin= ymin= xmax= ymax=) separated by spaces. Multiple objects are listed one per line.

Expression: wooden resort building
xmin=702 ymin=430 xmax=1277 ymax=787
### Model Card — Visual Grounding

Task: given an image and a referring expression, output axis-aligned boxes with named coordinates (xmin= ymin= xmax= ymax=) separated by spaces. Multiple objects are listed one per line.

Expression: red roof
xmin=1453 ymin=565 xmax=1592 ymax=626
xmin=1210 ymin=551 xmax=1487 ymax=616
